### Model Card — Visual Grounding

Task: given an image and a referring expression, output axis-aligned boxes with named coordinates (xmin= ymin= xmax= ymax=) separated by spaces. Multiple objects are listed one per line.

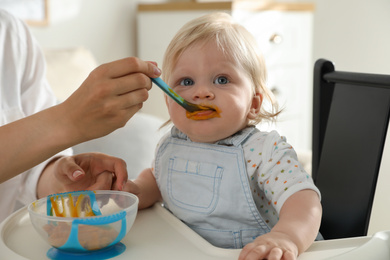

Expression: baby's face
xmin=165 ymin=40 xmax=261 ymax=143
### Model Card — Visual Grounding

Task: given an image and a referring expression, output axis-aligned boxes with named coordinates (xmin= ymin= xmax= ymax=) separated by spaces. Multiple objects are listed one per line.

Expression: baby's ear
xmin=247 ymin=93 xmax=262 ymax=119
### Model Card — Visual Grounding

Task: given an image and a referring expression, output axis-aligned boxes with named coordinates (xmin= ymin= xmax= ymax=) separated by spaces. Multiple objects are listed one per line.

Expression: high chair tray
xmin=0 ymin=203 xmax=387 ymax=260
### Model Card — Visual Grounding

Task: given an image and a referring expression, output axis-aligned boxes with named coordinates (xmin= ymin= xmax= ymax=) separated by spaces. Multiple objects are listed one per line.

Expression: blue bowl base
xmin=47 ymin=242 xmax=126 ymax=260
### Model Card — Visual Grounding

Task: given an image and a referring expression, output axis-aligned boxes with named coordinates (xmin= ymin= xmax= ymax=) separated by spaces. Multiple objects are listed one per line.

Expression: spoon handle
xmin=151 ymin=77 xmax=201 ymax=112
xmin=151 ymin=77 xmax=185 ymax=103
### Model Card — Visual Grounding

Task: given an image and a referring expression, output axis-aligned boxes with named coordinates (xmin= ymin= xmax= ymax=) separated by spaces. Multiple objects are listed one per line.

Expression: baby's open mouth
xmin=186 ymin=105 xmax=221 ymax=120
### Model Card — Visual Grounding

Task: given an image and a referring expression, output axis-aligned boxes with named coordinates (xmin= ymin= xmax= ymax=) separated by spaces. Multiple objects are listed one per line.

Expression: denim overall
xmin=154 ymin=127 xmax=271 ymax=249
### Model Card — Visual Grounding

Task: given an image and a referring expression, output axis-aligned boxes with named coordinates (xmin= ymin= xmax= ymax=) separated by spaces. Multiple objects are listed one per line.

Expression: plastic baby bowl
xmin=28 ymin=190 xmax=138 ymax=260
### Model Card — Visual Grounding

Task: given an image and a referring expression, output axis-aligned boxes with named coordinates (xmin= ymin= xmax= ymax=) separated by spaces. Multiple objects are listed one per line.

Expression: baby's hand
xmin=122 ymin=180 xmax=141 ymax=195
xmin=238 ymin=231 xmax=298 ymax=260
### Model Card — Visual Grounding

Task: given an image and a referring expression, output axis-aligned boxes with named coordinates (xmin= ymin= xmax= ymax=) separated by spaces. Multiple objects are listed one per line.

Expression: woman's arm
xmin=0 ymin=58 xmax=161 ymax=184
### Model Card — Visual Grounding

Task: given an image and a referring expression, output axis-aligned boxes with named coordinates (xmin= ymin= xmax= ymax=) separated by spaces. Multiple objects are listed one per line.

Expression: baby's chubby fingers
xmin=122 ymin=180 xmax=141 ymax=195
xmin=87 ymin=171 xmax=114 ymax=190
xmin=239 ymin=229 xmax=300 ymax=260
xmin=267 ymin=247 xmax=284 ymax=260
xmin=239 ymin=243 xmax=267 ymax=260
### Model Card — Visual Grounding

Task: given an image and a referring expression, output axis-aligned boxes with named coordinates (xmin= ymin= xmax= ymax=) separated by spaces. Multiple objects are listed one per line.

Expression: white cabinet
xmin=137 ymin=2 xmax=314 ymax=151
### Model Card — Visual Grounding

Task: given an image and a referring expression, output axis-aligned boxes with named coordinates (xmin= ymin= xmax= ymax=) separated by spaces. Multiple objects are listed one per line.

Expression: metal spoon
xmin=151 ymin=77 xmax=209 ymax=113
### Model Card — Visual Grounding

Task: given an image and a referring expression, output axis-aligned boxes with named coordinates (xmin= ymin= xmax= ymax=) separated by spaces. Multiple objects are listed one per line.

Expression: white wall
xmin=312 ymin=0 xmax=390 ymax=74
xmin=29 ymin=0 xmax=140 ymax=64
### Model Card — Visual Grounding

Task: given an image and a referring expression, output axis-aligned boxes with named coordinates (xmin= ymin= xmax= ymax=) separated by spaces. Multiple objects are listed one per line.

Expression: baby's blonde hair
xmin=162 ymin=12 xmax=280 ymax=125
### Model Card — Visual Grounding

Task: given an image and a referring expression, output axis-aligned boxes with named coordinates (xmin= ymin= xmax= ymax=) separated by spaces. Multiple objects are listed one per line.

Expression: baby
xmin=126 ymin=12 xmax=321 ymax=260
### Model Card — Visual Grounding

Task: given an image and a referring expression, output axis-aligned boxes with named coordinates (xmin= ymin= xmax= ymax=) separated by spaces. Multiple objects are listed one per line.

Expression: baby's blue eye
xmin=214 ymin=76 xmax=229 ymax=85
xmin=180 ymin=78 xmax=194 ymax=86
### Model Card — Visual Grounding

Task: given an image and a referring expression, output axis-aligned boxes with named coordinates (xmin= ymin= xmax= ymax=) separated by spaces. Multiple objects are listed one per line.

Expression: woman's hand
xmin=37 ymin=153 xmax=128 ymax=198
xmin=59 ymin=57 xmax=161 ymax=143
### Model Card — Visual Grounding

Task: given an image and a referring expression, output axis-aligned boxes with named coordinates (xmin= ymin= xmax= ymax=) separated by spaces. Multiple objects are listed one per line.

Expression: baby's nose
xmin=193 ymin=85 xmax=215 ymax=100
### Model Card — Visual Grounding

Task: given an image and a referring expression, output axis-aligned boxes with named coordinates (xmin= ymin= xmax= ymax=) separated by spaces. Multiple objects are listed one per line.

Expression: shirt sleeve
xmin=20 ymin=15 xmax=59 ymax=114
xmin=17 ymin=148 xmax=73 ymax=205
xmin=17 ymin=15 xmax=68 ymax=203
xmin=255 ymin=131 xmax=321 ymax=213
xmin=0 ymin=10 xmax=67 ymax=206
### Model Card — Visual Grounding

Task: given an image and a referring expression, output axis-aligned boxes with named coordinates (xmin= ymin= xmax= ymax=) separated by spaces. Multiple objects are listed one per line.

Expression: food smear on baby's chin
xmin=186 ymin=105 xmax=221 ymax=120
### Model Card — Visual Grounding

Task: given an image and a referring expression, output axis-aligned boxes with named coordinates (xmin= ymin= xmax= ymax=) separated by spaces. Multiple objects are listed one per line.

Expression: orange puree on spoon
xmin=186 ymin=105 xmax=221 ymax=120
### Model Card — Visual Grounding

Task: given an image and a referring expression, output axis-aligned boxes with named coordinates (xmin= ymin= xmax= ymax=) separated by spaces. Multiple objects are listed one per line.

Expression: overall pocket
xmin=168 ymin=157 xmax=223 ymax=214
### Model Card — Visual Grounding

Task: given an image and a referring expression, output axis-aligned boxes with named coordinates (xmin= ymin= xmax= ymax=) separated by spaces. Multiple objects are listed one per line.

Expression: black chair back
xmin=312 ymin=59 xmax=390 ymax=239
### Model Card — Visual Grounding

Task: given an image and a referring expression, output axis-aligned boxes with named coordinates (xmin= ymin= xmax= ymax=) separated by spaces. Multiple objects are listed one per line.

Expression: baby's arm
xmin=239 ymin=189 xmax=322 ymax=260
xmin=124 ymin=168 xmax=162 ymax=209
